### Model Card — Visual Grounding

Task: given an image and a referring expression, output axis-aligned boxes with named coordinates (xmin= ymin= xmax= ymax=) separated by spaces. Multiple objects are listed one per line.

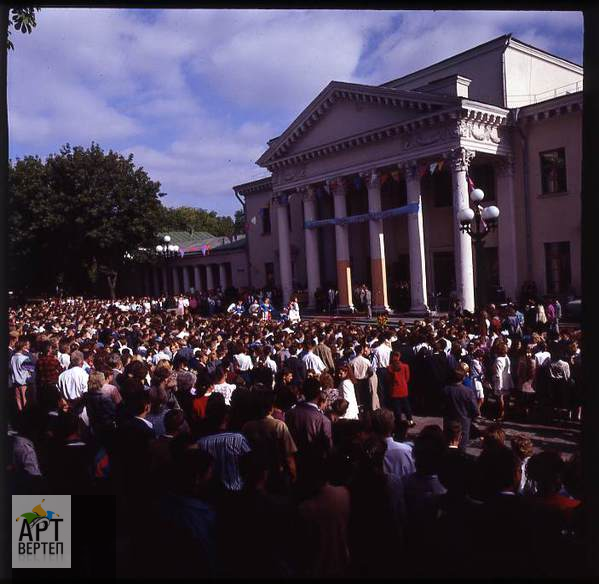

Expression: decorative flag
xmin=179 ymin=249 xmax=185 ymax=258
xmin=419 ymin=164 xmax=427 ymax=178
xmin=381 ymin=173 xmax=390 ymax=185
xmin=429 ymin=162 xmax=438 ymax=175
xmin=391 ymin=170 xmax=400 ymax=182
xmin=353 ymin=175 xmax=363 ymax=190
xmin=250 ymin=216 xmax=257 ymax=225
xmin=467 ymin=174 xmax=475 ymax=192
xmin=437 ymin=160 xmax=445 ymax=172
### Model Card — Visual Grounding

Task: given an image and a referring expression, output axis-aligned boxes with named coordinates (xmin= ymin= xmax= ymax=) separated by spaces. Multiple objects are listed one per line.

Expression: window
xmin=469 ymin=164 xmax=496 ymax=201
xmin=544 ymin=242 xmax=571 ymax=294
xmin=540 ymin=148 xmax=567 ymax=194
xmin=261 ymin=207 xmax=271 ymax=235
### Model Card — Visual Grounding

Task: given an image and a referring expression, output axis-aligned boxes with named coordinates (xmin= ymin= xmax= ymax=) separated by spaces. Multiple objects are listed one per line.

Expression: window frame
xmin=539 ymin=147 xmax=567 ymax=196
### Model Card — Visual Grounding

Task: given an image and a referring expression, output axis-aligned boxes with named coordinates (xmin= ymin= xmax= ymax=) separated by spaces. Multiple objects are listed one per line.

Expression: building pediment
xmin=257 ymin=81 xmax=460 ymax=168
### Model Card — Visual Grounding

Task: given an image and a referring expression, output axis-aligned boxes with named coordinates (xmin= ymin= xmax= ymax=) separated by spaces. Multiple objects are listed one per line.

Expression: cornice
xmin=265 ymin=103 xmax=508 ymax=171
xmin=232 ymin=177 xmax=272 ymax=196
xmin=257 ymin=81 xmax=459 ymax=167
xmin=515 ymin=91 xmax=583 ymax=124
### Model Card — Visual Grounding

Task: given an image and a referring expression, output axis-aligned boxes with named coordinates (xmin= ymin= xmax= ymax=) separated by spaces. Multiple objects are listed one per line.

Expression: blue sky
xmin=8 ymin=9 xmax=583 ymax=216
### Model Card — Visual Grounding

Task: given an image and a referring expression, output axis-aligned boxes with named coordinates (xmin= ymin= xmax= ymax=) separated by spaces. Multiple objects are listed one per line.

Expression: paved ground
xmin=408 ymin=413 xmax=580 ymax=459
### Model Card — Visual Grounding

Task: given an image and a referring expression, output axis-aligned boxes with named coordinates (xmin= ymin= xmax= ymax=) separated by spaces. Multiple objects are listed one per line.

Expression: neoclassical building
xmin=133 ymin=34 xmax=581 ymax=312
xmin=233 ymin=34 xmax=582 ymax=313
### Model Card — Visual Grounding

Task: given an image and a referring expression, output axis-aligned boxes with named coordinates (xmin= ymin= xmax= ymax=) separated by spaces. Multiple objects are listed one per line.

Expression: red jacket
xmin=387 ymin=362 xmax=410 ymax=398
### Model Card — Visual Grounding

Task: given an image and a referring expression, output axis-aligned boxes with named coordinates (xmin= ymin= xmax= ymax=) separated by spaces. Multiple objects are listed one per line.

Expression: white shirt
xmin=152 ymin=351 xmax=171 ymax=365
xmin=350 ymin=355 xmax=371 ymax=380
xmin=234 ymin=353 xmax=253 ymax=371
xmin=493 ymin=355 xmax=514 ymax=391
xmin=58 ymin=352 xmax=71 ymax=370
xmin=534 ymin=351 xmax=551 ymax=368
xmin=58 ymin=366 xmax=89 ymax=400
xmin=213 ymin=382 xmax=236 ymax=405
xmin=264 ymin=356 xmax=278 ymax=375
xmin=383 ymin=437 xmax=416 ymax=478
xmin=371 ymin=343 xmax=392 ymax=369
xmin=338 ymin=379 xmax=359 ymax=420
xmin=302 ymin=351 xmax=327 ymax=374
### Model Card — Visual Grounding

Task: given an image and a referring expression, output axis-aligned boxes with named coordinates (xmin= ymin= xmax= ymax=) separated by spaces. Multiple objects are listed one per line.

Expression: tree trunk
xmin=107 ymin=272 xmax=118 ymax=300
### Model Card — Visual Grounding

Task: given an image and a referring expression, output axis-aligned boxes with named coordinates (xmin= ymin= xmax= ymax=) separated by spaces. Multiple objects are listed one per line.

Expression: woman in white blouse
xmin=492 ymin=341 xmax=514 ymax=421
xmin=337 ymin=363 xmax=360 ymax=420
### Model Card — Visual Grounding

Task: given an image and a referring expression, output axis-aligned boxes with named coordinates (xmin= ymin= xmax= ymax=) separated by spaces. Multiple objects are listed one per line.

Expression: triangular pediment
xmin=257 ymin=81 xmax=459 ymax=167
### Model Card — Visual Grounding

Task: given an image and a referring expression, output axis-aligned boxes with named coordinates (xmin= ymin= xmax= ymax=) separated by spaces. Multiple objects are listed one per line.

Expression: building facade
xmin=234 ymin=34 xmax=582 ymax=313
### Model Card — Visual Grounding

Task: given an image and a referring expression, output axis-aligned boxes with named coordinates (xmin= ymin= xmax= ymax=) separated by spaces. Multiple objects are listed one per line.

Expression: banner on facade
xmin=304 ymin=202 xmax=419 ymax=229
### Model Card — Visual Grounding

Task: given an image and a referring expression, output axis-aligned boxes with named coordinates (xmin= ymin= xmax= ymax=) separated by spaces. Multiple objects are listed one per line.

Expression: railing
xmin=507 ymin=79 xmax=583 ymax=107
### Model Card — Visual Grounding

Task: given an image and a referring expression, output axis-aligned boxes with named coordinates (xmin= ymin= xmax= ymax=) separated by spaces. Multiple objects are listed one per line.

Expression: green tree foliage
xmin=8 ymin=143 xmax=165 ymax=297
xmin=7 ymin=7 xmax=40 ymax=50
xmin=160 ymin=205 xmax=244 ymax=238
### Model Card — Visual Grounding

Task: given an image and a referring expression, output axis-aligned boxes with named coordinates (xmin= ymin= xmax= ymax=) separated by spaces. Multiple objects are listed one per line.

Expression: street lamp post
xmin=457 ymin=188 xmax=500 ymax=310
xmin=155 ymin=234 xmax=179 ymax=295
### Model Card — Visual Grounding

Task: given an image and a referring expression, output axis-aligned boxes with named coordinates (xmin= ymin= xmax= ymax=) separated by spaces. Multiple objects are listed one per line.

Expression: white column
xmin=450 ymin=147 xmax=476 ymax=313
xmin=206 ymin=264 xmax=214 ymax=292
xmin=219 ymin=263 xmax=228 ymax=289
xmin=171 ymin=266 xmax=180 ymax=295
xmin=303 ymin=186 xmax=321 ymax=309
xmin=161 ymin=267 xmax=168 ymax=296
xmin=182 ymin=266 xmax=190 ymax=293
xmin=152 ymin=268 xmax=160 ymax=297
xmin=364 ymin=170 xmax=389 ymax=312
xmin=402 ymin=162 xmax=429 ymax=313
xmin=496 ymin=155 xmax=518 ymax=302
xmin=274 ymin=194 xmax=293 ymax=305
xmin=193 ymin=265 xmax=201 ymax=293
xmin=330 ymin=177 xmax=354 ymax=311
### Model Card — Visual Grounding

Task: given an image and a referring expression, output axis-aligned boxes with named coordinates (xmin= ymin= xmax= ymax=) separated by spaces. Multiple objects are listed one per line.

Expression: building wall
xmin=388 ymin=44 xmax=506 ymax=106
xmin=504 ymin=45 xmax=582 ymax=108
xmin=245 ymin=189 xmax=275 ymax=289
xmin=514 ymin=110 xmax=582 ymax=296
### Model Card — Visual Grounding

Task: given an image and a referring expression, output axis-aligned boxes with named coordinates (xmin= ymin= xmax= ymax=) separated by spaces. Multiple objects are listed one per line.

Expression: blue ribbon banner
xmin=304 ymin=202 xmax=419 ymax=229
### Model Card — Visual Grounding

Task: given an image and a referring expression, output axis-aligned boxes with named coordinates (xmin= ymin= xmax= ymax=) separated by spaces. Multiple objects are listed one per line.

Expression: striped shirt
xmin=197 ymin=432 xmax=251 ymax=491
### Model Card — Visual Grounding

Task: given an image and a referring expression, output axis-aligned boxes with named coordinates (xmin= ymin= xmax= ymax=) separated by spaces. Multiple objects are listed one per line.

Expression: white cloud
xmin=8 ymin=8 xmax=582 ymax=215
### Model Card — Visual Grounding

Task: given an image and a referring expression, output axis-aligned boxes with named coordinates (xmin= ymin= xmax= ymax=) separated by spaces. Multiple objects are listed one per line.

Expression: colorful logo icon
xmin=15 ymin=499 xmax=60 ymax=528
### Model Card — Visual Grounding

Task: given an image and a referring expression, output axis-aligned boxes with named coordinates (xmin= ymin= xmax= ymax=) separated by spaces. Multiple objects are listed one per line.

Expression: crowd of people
xmin=6 ymin=294 xmax=585 ymax=578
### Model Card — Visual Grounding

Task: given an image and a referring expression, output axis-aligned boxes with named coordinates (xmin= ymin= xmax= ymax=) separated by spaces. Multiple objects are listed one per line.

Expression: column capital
xmin=496 ymin=154 xmax=515 ymax=178
xmin=449 ymin=147 xmax=476 ymax=172
xmin=398 ymin=160 xmax=420 ymax=181
xmin=272 ymin=192 xmax=290 ymax=207
xmin=359 ymin=169 xmax=381 ymax=189
xmin=299 ymin=185 xmax=318 ymax=202
xmin=327 ymin=176 xmax=347 ymax=197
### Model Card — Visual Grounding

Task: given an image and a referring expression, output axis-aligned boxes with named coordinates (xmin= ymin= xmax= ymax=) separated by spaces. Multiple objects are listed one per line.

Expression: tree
xmin=160 ymin=205 xmax=243 ymax=239
xmin=7 ymin=7 xmax=40 ymax=50
xmin=8 ymin=143 xmax=165 ymax=299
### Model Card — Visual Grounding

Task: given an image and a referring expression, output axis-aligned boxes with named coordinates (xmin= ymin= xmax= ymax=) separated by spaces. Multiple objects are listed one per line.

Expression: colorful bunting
xmin=467 ymin=174 xmax=476 ymax=193
xmin=381 ymin=173 xmax=390 ymax=185
xmin=250 ymin=216 xmax=257 ymax=225
xmin=390 ymin=170 xmax=400 ymax=182
xmin=429 ymin=162 xmax=438 ymax=175
xmin=437 ymin=160 xmax=445 ymax=172
xmin=418 ymin=164 xmax=427 ymax=178
xmin=353 ymin=175 xmax=363 ymax=190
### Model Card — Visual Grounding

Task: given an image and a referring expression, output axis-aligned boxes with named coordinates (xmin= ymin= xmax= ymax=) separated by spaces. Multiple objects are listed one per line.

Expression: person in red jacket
xmin=385 ymin=351 xmax=415 ymax=429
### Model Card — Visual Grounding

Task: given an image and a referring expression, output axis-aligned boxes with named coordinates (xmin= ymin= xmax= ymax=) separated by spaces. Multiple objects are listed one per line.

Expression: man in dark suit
xmin=285 ymin=377 xmax=332 ymax=476
xmin=284 ymin=343 xmax=307 ymax=387
xmin=425 ymin=340 xmax=453 ymax=414
xmin=113 ymin=391 xmax=155 ymax=493
xmin=440 ymin=368 xmax=479 ymax=450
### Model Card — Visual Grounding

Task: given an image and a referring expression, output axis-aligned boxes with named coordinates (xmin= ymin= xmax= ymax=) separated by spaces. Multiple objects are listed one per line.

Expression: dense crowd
xmin=7 ymin=294 xmax=585 ymax=578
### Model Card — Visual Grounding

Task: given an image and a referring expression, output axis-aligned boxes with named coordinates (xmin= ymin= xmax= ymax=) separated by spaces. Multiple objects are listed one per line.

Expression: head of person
xmin=70 ymin=350 xmax=84 ymax=367
xmin=482 ymin=424 xmax=506 ymax=453
xmin=330 ymin=398 xmax=349 ymax=419
xmin=129 ymin=391 xmax=152 ymax=418
xmin=478 ymin=445 xmax=521 ymax=497
xmin=511 ymin=435 xmax=534 ymax=462
xmin=526 ymin=451 xmax=566 ymax=497
xmin=87 ymin=371 xmax=106 ymax=393
xmin=163 ymin=408 xmax=189 ymax=437
xmin=252 ymin=389 xmax=275 ymax=419
xmin=303 ymin=377 xmax=322 ymax=403
xmin=370 ymin=408 xmax=395 ymax=439
xmin=444 ymin=420 xmax=462 ymax=447
xmin=149 ymin=385 xmax=168 ymax=413
xmin=413 ymin=425 xmax=446 ymax=475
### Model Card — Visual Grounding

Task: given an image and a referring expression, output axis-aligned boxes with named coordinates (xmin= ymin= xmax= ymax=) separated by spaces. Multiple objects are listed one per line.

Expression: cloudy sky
xmin=8 ymin=9 xmax=583 ymax=216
